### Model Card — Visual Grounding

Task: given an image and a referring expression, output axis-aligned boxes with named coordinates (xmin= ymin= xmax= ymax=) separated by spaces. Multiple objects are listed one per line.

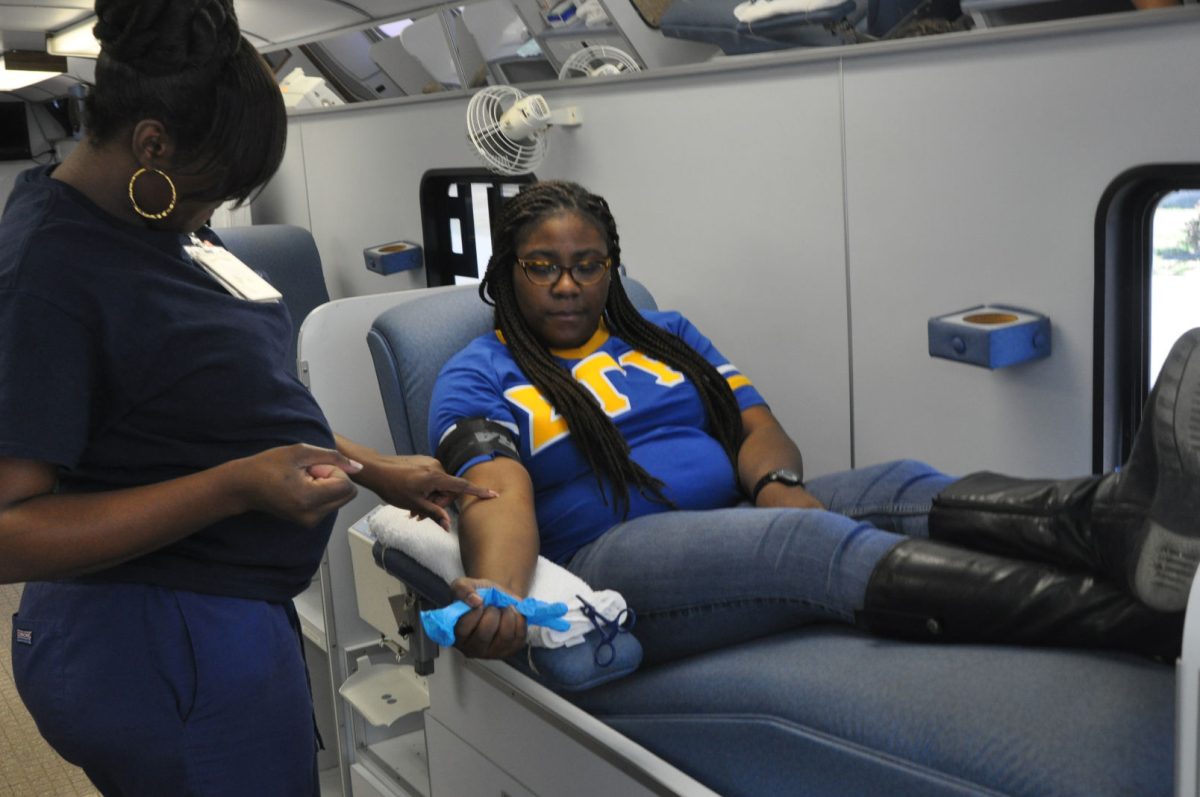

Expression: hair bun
xmin=93 ymin=0 xmax=240 ymax=76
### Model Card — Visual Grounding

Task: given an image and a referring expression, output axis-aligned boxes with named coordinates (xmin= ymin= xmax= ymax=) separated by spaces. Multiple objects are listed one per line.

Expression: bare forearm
xmin=334 ymin=434 xmax=383 ymax=491
xmin=0 ymin=442 xmax=360 ymax=583
xmin=456 ymin=460 xmax=539 ymax=597
xmin=459 ymin=500 xmax=538 ymax=596
xmin=0 ymin=461 xmax=246 ymax=583
xmin=737 ymin=418 xmax=804 ymax=495
xmin=735 ymin=406 xmax=825 ymax=509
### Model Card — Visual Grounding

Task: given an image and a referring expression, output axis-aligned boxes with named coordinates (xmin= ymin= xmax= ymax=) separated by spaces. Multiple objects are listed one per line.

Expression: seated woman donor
xmin=431 ymin=179 xmax=1198 ymax=664
xmin=0 ymin=2 xmax=490 ymax=795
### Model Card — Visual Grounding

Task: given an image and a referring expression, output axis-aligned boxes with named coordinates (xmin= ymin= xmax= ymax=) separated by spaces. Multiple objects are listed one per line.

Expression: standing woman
xmin=0 ymin=2 xmax=488 ymax=795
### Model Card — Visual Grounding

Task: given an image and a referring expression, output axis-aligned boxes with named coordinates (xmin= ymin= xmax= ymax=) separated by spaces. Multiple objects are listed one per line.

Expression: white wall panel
xmin=843 ymin=21 xmax=1200 ymax=478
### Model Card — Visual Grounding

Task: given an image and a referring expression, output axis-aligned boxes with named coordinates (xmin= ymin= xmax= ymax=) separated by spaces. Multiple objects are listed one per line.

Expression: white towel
xmin=733 ymin=0 xmax=844 ymax=24
xmin=367 ymin=505 xmax=627 ymax=649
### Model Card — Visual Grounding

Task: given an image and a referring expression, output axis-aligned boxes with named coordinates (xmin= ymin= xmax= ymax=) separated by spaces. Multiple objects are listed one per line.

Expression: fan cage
xmin=558 ymin=46 xmax=642 ymax=80
xmin=466 ymin=86 xmax=549 ymax=176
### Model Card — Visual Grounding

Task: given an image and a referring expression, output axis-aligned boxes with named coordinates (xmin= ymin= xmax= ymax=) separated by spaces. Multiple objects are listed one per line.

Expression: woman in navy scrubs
xmin=0 ymin=2 xmax=489 ymax=794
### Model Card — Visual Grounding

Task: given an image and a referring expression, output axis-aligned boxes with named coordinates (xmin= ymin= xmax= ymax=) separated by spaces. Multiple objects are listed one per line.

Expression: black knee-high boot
xmin=928 ymin=326 xmax=1200 ymax=612
xmin=855 ymin=539 xmax=1183 ymax=660
xmin=929 ymin=471 xmax=1109 ymax=571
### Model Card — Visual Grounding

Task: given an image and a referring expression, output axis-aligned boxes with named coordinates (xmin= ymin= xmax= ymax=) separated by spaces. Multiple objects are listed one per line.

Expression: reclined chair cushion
xmin=572 ymin=628 xmax=1174 ymax=797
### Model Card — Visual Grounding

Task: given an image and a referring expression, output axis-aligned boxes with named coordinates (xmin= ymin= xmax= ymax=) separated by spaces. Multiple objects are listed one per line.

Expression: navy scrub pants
xmin=11 ymin=581 xmax=319 ymax=797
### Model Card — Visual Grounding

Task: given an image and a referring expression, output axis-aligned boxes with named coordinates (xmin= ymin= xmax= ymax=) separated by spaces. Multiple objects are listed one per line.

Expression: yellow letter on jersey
xmin=573 ymin=353 xmax=631 ymax=416
xmin=504 ymin=385 xmax=569 ymax=455
xmin=619 ymin=351 xmax=685 ymax=387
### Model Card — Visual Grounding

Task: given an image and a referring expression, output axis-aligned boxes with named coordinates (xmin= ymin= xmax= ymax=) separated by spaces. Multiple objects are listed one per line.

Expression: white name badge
xmin=185 ymin=241 xmax=283 ymax=303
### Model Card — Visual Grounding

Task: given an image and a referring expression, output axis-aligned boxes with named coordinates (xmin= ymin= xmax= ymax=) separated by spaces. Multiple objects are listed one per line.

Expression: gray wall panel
xmin=282 ymin=99 xmax=476 ymax=300
xmin=253 ymin=119 xmax=314 ymax=231
xmin=843 ymin=21 xmax=1200 ymax=478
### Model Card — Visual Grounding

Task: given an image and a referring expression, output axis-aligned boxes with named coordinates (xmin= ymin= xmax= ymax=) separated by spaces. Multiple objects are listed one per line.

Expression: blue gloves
xmin=420 ymin=586 xmax=570 ymax=647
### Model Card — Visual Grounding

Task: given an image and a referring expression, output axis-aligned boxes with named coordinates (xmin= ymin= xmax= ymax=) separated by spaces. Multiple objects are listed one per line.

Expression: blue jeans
xmin=565 ymin=459 xmax=954 ymax=664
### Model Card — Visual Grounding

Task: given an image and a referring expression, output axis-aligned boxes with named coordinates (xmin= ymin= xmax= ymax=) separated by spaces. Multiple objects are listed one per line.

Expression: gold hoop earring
xmin=128 ymin=167 xmax=177 ymax=220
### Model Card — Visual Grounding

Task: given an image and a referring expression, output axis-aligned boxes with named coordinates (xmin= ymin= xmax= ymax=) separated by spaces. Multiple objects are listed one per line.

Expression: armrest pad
xmin=373 ymin=540 xmax=455 ymax=607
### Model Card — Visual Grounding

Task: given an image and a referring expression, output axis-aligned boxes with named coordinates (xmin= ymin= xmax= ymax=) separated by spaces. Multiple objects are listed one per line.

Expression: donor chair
xmin=351 ymin=280 xmax=1190 ymax=797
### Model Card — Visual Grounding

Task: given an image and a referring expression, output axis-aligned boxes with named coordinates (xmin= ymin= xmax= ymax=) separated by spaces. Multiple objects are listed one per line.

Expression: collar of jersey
xmin=494 ymin=318 xmax=610 ymax=359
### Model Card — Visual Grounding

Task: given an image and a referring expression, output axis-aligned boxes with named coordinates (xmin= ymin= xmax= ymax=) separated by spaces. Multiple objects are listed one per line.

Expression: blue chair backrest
xmin=217 ymin=224 xmax=330 ymax=375
xmin=367 ymin=279 xmax=658 ymax=459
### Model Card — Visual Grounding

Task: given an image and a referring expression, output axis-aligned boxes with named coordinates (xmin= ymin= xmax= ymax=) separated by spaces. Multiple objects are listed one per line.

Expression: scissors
xmin=576 ymin=595 xmax=636 ymax=667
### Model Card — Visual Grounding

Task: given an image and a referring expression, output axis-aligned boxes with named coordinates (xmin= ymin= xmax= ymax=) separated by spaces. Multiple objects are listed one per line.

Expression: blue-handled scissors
xmin=577 ymin=595 xmax=636 ymax=667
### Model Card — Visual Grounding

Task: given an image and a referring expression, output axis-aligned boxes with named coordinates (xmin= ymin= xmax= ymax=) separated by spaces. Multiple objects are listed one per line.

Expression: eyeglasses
xmin=517 ymin=258 xmax=612 ymax=286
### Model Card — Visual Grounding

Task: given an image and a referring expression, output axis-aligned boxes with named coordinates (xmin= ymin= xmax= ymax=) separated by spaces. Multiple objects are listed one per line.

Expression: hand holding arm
xmin=737 ymin=405 xmax=824 ymax=510
xmin=334 ymin=434 xmax=497 ymax=530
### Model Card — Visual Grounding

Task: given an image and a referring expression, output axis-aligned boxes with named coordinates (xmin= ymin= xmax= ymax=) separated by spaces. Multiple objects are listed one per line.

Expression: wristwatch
xmin=751 ymin=468 xmax=805 ymax=503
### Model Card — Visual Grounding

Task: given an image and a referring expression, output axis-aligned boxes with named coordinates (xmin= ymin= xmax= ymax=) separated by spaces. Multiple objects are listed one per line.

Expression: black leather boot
xmin=929 ymin=327 xmax=1200 ymax=612
xmin=929 ymin=471 xmax=1109 ymax=571
xmin=855 ymin=539 xmax=1183 ymax=660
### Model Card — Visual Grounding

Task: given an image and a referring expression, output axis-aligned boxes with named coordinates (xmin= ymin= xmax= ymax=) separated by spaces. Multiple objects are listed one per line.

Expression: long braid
xmin=480 ymin=181 xmax=743 ymax=515
xmin=583 ymin=192 xmax=743 ymax=464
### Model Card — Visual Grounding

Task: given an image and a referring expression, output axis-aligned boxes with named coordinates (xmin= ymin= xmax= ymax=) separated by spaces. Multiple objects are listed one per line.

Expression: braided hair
xmin=479 ymin=181 xmax=744 ymax=515
xmin=86 ymin=0 xmax=286 ymax=204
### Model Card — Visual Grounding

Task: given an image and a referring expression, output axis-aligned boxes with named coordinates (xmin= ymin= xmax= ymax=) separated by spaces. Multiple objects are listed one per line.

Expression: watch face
xmin=771 ymin=469 xmax=803 ymax=485
xmin=752 ymin=468 xmax=805 ymax=502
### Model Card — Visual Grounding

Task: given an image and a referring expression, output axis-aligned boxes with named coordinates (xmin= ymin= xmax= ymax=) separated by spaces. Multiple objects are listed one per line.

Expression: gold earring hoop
xmin=128 ymin=167 xmax=178 ymax=221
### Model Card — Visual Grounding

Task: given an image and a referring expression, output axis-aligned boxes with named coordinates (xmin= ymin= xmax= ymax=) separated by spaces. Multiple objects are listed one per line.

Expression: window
xmin=1094 ymin=166 xmax=1200 ymax=472
xmin=1148 ymin=189 xmax=1200 ymax=383
xmin=419 ymin=169 xmax=535 ymax=288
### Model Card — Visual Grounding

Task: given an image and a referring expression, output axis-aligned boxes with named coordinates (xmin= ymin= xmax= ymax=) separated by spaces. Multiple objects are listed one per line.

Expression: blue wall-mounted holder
xmin=364 ymin=241 xmax=423 ymax=275
xmin=928 ymin=304 xmax=1051 ymax=369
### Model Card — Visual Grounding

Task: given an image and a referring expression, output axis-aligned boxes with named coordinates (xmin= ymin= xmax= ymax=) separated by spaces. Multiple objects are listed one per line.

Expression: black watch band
xmin=751 ymin=468 xmax=805 ymax=503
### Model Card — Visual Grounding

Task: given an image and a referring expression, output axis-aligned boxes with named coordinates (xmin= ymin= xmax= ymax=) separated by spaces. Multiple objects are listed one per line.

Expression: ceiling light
xmin=0 ymin=59 xmax=62 ymax=91
xmin=47 ymin=16 xmax=100 ymax=58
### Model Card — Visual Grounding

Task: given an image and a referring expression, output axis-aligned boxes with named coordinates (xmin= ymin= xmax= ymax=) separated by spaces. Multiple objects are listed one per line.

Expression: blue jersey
xmin=429 ymin=310 xmax=766 ymax=563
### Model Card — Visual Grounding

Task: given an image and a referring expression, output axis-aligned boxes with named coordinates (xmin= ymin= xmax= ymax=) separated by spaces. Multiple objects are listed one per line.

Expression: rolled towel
xmin=369 ymin=505 xmax=629 ymax=649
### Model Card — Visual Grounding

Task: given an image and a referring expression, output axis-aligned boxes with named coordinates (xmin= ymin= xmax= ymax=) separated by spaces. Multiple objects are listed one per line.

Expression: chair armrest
xmin=366 ymin=525 xmax=642 ymax=693
xmin=373 ymin=541 xmax=457 ymax=608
